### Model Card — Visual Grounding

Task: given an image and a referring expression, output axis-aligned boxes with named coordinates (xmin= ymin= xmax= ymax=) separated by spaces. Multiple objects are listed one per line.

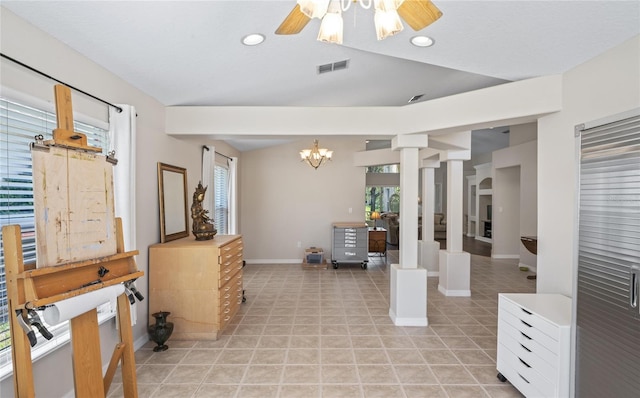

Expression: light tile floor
xmin=110 ymin=251 xmax=535 ymax=397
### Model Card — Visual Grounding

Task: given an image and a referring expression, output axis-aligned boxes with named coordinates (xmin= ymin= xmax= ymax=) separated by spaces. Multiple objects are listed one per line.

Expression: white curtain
xmin=201 ymin=145 xmax=216 ymax=215
xmin=108 ymin=104 xmax=137 ymax=325
xmin=228 ymin=157 xmax=238 ymax=234
xmin=108 ymin=105 xmax=136 ymax=251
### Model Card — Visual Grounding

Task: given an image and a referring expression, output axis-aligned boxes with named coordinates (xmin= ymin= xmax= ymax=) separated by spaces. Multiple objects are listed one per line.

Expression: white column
xmin=389 ymin=135 xmax=428 ymax=326
xmin=399 ymin=147 xmax=419 ymax=268
xmin=446 ymin=160 xmax=464 ymax=252
xmin=419 ymin=162 xmax=441 ymax=276
xmin=439 ymin=156 xmax=471 ymax=296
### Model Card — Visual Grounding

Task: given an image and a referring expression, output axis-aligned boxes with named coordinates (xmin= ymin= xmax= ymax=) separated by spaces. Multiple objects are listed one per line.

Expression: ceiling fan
xmin=275 ymin=0 xmax=443 ymax=43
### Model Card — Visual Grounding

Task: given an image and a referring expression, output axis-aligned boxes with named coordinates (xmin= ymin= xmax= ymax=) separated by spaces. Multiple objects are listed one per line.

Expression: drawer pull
xmin=520 ymin=320 xmax=532 ymax=328
xmin=224 ymin=267 xmax=232 ymax=274
xmin=520 ymin=331 xmax=532 ymax=340
xmin=518 ymin=373 xmax=530 ymax=384
xmin=521 ymin=308 xmax=532 ymax=315
xmin=224 ymin=293 xmax=231 ymax=299
xmin=518 ymin=358 xmax=531 ymax=368
xmin=224 ymin=315 xmax=231 ymax=322
xmin=224 ymin=307 xmax=231 ymax=314
xmin=237 ymin=280 xmax=242 ymax=285
xmin=520 ymin=343 xmax=532 ymax=352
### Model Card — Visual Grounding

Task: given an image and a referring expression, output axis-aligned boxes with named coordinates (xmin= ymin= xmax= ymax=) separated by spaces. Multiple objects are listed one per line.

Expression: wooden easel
xmin=3 ymin=85 xmax=142 ymax=397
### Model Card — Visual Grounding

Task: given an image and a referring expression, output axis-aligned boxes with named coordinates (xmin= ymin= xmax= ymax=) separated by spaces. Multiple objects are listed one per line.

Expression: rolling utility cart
xmin=331 ymin=222 xmax=369 ymax=269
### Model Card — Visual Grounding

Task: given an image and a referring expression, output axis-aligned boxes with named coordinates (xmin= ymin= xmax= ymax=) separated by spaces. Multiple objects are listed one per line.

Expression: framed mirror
xmin=157 ymin=163 xmax=189 ymax=243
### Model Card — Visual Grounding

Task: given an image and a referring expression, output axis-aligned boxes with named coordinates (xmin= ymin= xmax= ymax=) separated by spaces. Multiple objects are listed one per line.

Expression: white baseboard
xmin=475 ymin=236 xmax=492 ymax=244
xmin=244 ymin=259 xmax=301 ymax=264
xmin=389 ymin=309 xmax=428 ymax=326
xmin=438 ymin=284 xmax=471 ymax=297
xmin=491 ymin=254 xmax=520 ymax=259
xmin=427 ymin=271 xmax=439 ymax=277
xmin=134 ymin=334 xmax=150 ymax=351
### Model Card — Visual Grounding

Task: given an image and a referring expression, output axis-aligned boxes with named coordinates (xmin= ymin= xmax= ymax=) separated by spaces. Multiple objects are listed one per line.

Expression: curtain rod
xmin=202 ymin=145 xmax=233 ymax=161
xmin=1 ymin=53 xmax=123 ymax=113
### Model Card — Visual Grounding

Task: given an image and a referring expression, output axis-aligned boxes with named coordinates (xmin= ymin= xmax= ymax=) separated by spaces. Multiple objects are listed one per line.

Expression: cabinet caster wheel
xmin=361 ymin=263 xmax=368 ymax=269
xmin=497 ymin=372 xmax=507 ymax=383
xmin=332 ymin=262 xmax=339 ymax=269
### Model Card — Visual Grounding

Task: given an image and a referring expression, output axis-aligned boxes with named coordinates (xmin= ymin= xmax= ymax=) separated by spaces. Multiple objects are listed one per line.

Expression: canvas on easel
xmin=32 ymin=145 xmax=117 ymax=267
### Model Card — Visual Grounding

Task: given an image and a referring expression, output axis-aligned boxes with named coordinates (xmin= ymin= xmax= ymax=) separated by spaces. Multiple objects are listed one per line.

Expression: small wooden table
xmin=368 ymin=227 xmax=387 ymax=256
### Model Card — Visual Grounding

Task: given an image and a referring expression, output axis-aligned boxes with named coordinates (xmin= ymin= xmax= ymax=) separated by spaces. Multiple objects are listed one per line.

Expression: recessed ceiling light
xmin=410 ymin=35 xmax=435 ymax=47
xmin=242 ymin=33 xmax=265 ymax=46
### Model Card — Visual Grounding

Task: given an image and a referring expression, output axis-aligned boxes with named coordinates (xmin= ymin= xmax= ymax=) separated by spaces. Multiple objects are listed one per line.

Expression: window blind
xmin=214 ymin=164 xmax=229 ymax=235
xmin=0 ymin=98 xmax=108 ymax=371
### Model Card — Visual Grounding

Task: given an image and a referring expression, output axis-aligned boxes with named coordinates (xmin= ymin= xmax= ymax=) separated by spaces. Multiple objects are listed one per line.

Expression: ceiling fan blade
xmin=397 ymin=0 xmax=443 ymax=31
xmin=275 ymin=4 xmax=311 ymax=35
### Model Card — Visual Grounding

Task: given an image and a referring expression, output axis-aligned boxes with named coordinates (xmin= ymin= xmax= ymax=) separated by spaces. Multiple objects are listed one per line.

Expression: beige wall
xmin=492 ymin=140 xmax=538 ymax=269
xmin=0 ymin=8 xmax=233 ymax=397
xmin=240 ymin=137 xmax=366 ymax=262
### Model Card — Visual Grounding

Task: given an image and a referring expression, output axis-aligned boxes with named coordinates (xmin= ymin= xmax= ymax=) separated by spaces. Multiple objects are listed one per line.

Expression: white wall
xmin=240 ymin=137 xmax=365 ymax=262
xmin=510 ymin=122 xmax=537 ymax=146
xmin=492 ymin=140 xmax=538 ymax=269
xmin=493 ymin=166 xmax=521 ymax=257
xmin=0 ymin=8 xmax=234 ymax=396
xmin=537 ymin=35 xmax=640 ymax=295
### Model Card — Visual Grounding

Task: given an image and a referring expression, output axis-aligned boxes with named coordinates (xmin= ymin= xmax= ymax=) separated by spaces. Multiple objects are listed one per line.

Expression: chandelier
xmin=300 ymin=140 xmax=333 ymax=170
xmin=296 ymin=0 xmax=440 ymax=44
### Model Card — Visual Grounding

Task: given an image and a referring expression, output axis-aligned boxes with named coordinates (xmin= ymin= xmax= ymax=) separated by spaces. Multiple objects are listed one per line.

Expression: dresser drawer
xmin=219 ymin=258 xmax=243 ymax=288
xmin=500 ymin=295 xmax=561 ymax=341
xmin=498 ymin=343 xmax=554 ymax=398
xmin=499 ymin=308 xmax=560 ymax=355
xmin=498 ymin=320 xmax=557 ymax=382
xmin=219 ymin=240 xmax=243 ymax=265
xmin=220 ymin=274 xmax=243 ymax=329
xmin=332 ymin=248 xmax=367 ymax=261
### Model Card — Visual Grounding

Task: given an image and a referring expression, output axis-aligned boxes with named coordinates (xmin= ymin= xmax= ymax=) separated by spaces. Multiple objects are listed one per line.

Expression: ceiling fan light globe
xmin=374 ymin=0 xmax=398 ymax=12
xmin=298 ymin=0 xmax=330 ymax=19
xmin=374 ymin=9 xmax=404 ymax=40
xmin=317 ymin=11 xmax=344 ymax=44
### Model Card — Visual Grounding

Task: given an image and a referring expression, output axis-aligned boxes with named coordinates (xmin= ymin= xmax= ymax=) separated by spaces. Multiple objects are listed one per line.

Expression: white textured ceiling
xmin=2 ymin=0 xmax=639 ymax=150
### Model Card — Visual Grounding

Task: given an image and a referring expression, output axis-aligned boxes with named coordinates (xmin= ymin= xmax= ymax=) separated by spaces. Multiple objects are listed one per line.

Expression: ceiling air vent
xmin=317 ymin=59 xmax=349 ymax=74
xmin=408 ymin=94 xmax=424 ymax=103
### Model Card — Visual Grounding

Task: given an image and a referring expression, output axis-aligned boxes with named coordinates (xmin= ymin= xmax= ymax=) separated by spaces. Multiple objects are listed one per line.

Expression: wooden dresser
xmin=149 ymin=235 xmax=243 ymax=340
xmin=368 ymin=227 xmax=386 ymax=256
xmin=497 ymin=293 xmax=571 ymax=398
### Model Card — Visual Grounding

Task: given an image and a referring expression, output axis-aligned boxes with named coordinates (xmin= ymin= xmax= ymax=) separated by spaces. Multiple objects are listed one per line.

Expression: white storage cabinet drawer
xmin=496 ymin=293 xmax=571 ymax=398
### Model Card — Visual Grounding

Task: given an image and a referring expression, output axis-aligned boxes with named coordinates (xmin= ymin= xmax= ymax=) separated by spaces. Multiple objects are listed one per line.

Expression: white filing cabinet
xmin=497 ymin=293 xmax=571 ymax=398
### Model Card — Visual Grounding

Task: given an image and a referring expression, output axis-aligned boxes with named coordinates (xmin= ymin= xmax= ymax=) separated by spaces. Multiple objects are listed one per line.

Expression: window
xmin=365 ymin=164 xmax=400 ymax=220
xmin=0 ymin=98 xmax=109 ymax=378
xmin=366 ymin=186 xmax=401 ymax=219
xmin=214 ymin=163 xmax=229 ymax=235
